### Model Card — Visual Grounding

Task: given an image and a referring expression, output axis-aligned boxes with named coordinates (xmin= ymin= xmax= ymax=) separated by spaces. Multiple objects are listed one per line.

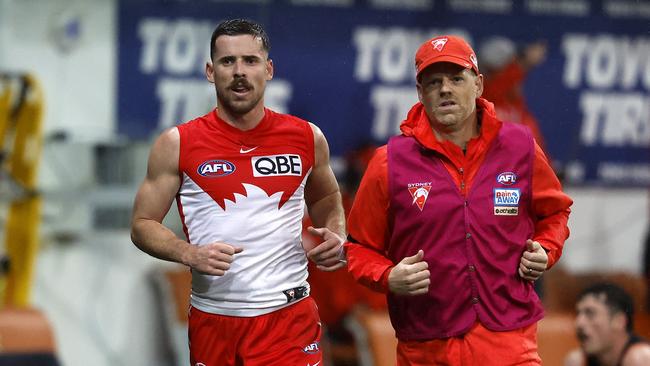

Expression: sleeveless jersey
xmin=176 ymin=108 xmax=315 ymax=316
xmin=386 ymin=122 xmax=540 ymax=339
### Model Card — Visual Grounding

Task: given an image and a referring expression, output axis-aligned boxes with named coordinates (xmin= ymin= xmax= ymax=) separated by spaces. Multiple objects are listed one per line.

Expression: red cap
xmin=415 ymin=35 xmax=479 ymax=78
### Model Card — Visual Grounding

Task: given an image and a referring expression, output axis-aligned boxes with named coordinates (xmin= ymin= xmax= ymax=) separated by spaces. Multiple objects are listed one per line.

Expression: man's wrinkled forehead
xmin=418 ymin=62 xmax=474 ymax=81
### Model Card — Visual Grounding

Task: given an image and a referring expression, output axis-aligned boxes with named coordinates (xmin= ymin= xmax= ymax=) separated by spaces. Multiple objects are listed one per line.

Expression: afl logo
xmin=303 ymin=341 xmax=320 ymax=354
xmin=198 ymin=160 xmax=235 ymax=177
xmin=497 ymin=172 xmax=517 ymax=185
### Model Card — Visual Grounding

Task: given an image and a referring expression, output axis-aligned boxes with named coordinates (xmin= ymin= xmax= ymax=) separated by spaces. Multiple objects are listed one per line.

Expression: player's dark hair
xmin=578 ymin=282 xmax=634 ymax=333
xmin=210 ymin=19 xmax=270 ymax=60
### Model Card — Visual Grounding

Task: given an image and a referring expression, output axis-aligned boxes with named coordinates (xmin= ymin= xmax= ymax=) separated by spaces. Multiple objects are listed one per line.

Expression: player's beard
xmin=218 ymin=92 xmax=263 ymax=116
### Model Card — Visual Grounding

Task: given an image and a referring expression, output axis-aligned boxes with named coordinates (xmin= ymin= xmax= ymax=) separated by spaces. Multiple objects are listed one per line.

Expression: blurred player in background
xmin=481 ymin=36 xmax=549 ymax=154
xmin=565 ymin=283 xmax=650 ymax=366
xmin=305 ymin=142 xmax=387 ymax=365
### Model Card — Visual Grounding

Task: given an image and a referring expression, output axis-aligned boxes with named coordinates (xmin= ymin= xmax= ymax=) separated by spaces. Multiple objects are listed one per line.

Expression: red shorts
xmin=188 ymin=297 xmax=322 ymax=366
xmin=396 ymin=322 xmax=541 ymax=366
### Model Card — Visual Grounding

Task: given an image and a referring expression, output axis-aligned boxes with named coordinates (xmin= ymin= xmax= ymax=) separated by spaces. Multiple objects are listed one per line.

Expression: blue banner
xmin=118 ymin=0 xmax=650 ymax=187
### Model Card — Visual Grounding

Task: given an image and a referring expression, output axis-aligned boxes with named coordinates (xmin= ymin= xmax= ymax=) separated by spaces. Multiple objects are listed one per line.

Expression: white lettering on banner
xmin=562 ymin=34 xmax=650 ymax=90
xmin=563 ymin=33 xmax=650 ymax=158
xmin=157 ymin=78 xmax=214 ymax=129
xmin=353 ymin=27 xmax=422 ymax=83
xmin=579 ymin=92 xmax=650 ymax=147
xmin=378 ymin=29 xmax=412 ymax=83
xmin=353 ymin=27 xmax=472 ymax=83
xmin=164 ymin=19 xmax=201 ymax=75
xmin=587 ymin=36 xmax=618 ymax=88
xmin=562 ymin=35 xmax=589 ymax=88
xmin=352 ymin=26 xmax=470 ymax=140
xmin=620 ymin=38 xmax=647 ymax=89
xmin=290 ymin=0 xmax=353 ymax=6
xmin=525 ymin=0 xmax=589 ymax=17
xmin=369 ymin=0 xmax=433 ymax=10
xmin=353 ymin=28 xmax=381 ymax=82
xmin=598 ymin=163 xmax=650 ymax=184
xmin=264 ymin=80 xmax=293 ymax=114
xmin=138 ymin=18 xmax=212 ymax=75
xmin=370 ymin=86 xmax=417 ymax=139
xmin=564 ymin=161 xmax=586 ymax=183
xmin=139 ymin=18 xmax=166 ymax=74
xmin=449 ymin=0 xmax=513 ymax=13
xmin=136 ymin=17 xmax=293 ymax=131
xmin=604 ymin=0 xmax=650 ymax=19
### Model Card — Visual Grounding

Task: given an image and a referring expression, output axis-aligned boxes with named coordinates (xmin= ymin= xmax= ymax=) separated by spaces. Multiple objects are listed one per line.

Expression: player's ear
xmin=611 ymin=312 xmax=626 ymax=332
xmin=266 ymin=58 xmax=274 ymax=81
xmin=475 ymin=73 xmax=483 ymax=98
xmin=206 ymin=62 xmax=215 ymax=83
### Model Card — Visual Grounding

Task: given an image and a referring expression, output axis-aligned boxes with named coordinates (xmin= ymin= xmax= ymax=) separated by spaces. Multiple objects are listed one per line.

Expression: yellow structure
xmin=0 ymin=74 xmax=44 ymax=306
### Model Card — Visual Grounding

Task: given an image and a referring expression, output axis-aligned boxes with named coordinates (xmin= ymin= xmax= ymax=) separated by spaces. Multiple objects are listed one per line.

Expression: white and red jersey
xmin=176 ymin=108 xmax=315 ymax=316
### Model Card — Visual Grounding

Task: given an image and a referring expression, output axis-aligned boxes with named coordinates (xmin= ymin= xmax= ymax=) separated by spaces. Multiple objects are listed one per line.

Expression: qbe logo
xmin=252 ymin=154 xmax=302 ymax=177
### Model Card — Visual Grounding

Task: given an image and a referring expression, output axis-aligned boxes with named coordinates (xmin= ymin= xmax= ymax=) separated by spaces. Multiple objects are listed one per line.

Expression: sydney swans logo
xmin=408 ymin=182 xmax=432 ymax=211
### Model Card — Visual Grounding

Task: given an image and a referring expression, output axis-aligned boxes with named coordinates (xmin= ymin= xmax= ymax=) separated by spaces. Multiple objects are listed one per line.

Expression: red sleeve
xmin=345 ymin=146 xmax=394 ymax=293
xmin=531 ymin=143 xmax=573 ymax=268
xmin=482 ymin=61 xmax=526 ymax=104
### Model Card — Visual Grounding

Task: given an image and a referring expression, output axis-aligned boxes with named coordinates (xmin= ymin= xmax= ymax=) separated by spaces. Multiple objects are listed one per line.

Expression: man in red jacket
xmin=345 ymin=35 xmax=572 ymax=365
xmin=481 ymin=38 xmax=549 ymax=153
